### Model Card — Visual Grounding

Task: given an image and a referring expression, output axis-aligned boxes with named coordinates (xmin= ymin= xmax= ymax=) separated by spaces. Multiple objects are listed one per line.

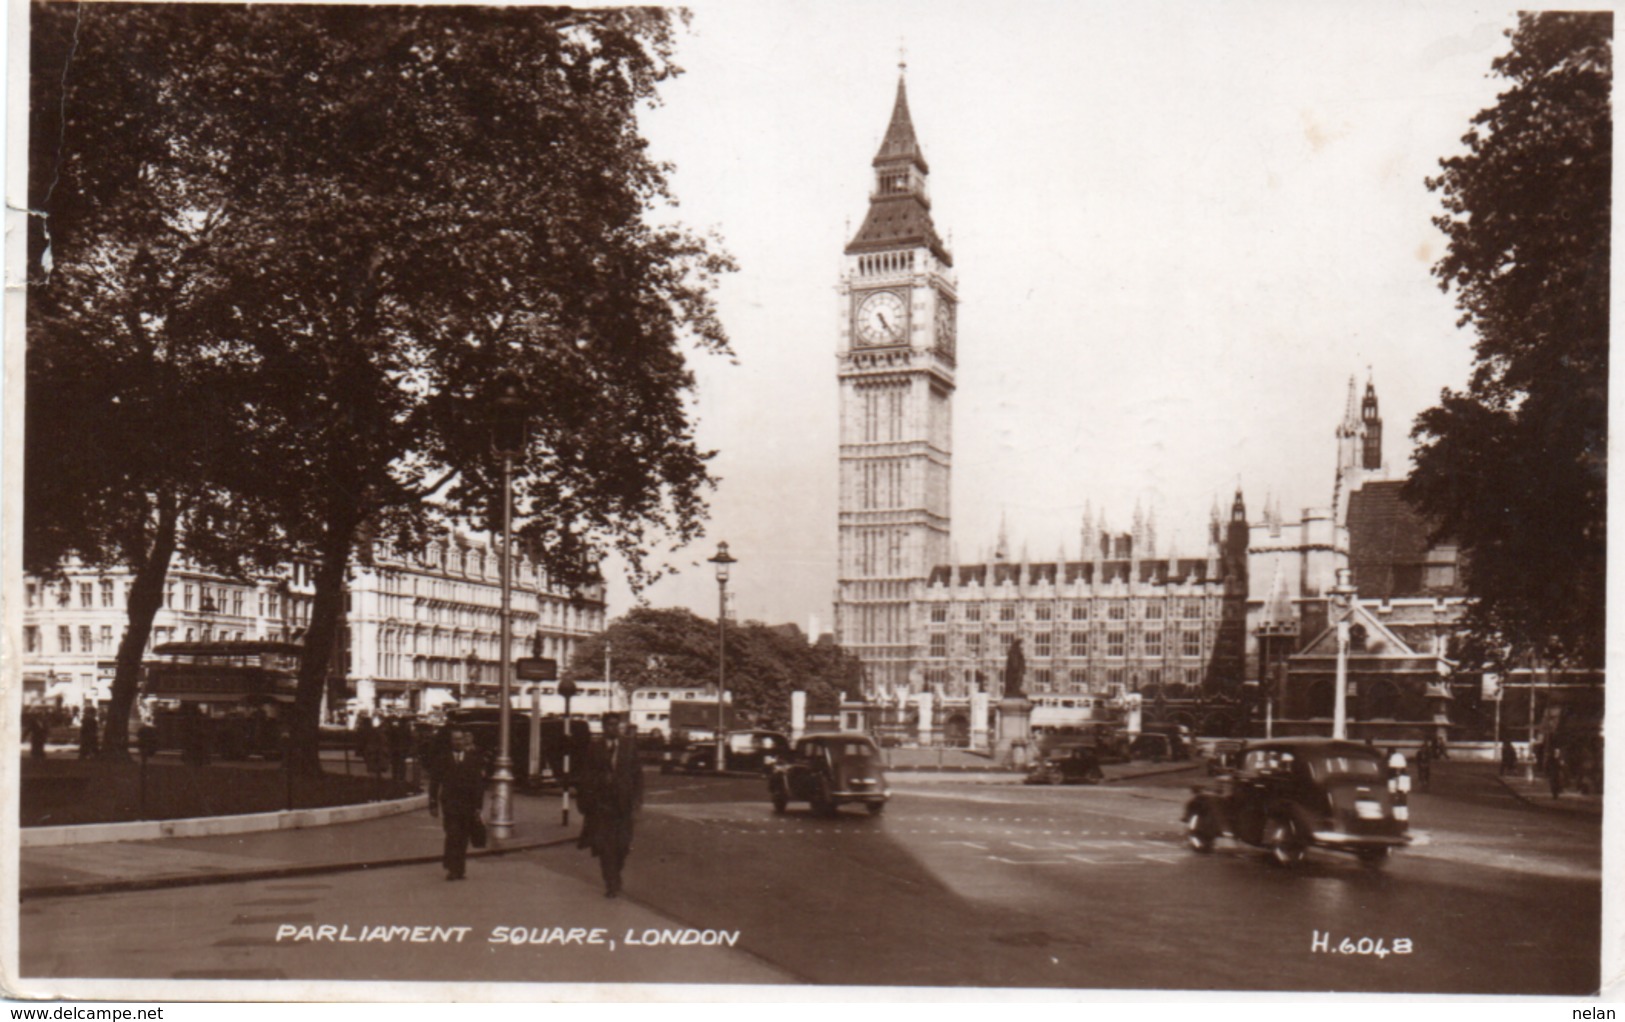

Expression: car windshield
xmin=1307 ymin=754 xmax=1385 ymax=782
xmin=814 ymin=740 xmax=876 ymax=759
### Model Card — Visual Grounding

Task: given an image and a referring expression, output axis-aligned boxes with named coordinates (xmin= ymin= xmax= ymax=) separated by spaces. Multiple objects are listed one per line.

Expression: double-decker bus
xmin=143 ymin=640 xmax=301 ymax=759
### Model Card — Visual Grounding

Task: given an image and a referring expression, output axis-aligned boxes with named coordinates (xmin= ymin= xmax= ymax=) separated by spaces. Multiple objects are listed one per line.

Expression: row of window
xmin=927 ymin=598 xmax=1210 ymax=624
xmin=26 ymin=578 xmax=286 ymax=619
xmin=927 ymin=629 xmax=1206 ymax=659
xmin=918 ymin=666 xmax=1204 ymax=696
xmin=23 ymin=623 xmax=256 ymax=655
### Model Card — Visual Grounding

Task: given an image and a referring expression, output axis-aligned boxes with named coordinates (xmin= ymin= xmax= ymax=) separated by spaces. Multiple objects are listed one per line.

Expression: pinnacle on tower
xmin=995 ymin=513 xmax=1010 ymax=562
xmin=1337 ymin=374 xmax=1361 ymax=437
xmin=846 ymin=69 xmax=951 ymax=264
xmin=875 ymin=72 xmax=928 ymax=172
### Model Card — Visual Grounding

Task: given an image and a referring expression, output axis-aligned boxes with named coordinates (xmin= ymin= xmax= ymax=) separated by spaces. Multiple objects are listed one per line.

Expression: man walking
xmin=578 ymin=712 xmax=643 ymax=898
xmin=436 ymin=729 xmax=488 ymax=881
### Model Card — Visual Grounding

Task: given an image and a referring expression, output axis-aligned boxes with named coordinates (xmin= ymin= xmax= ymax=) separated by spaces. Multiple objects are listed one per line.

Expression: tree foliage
xmin=1409 ymin=12 xmax=1610 ymax=669
xmin=27 ymin=4 xmax=296 ymax=756
xmin=567 ymin=608 xmax=865 ymax=730
xmin=28 ymin=4 xmax=734 ymax=768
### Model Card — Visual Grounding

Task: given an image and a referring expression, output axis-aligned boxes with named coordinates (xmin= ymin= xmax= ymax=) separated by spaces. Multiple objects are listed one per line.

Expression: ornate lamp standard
xmin=1330 ymin=568 xmax=1357 ymax=741
xmin=708 ymin=542 xmax=737 ymax=773
xmin=489 ymin=372 xmax=529 ymax=840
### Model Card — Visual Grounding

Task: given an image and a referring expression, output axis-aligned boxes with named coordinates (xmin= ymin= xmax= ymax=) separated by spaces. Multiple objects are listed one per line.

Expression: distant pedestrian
xmin=78 ymin=705 xmax=100 ymax=759
xmin=576 ymin=712 xmax=643 ymax=898
xmin=1501 ymin=740 xmax=1518 ymax=776
xmin=358 ymin=716 xmax=389 ymax=779
xmin=387 ymin=718 xmax=411 ymax=783
xmin=435 ymin=729 xmax=489 ymax=881
xmin=420 ymin=724 xmax=452 ymax=816
xmin=1547 ymin=746 xmax=1566 ymax=799
xmin=181 ymin=704 xmax=212 ymax=766
xmin=26 ymin=711 xmax=49 ymax=760
xmin=1414 ymin=741 xmax=1432 ymax=791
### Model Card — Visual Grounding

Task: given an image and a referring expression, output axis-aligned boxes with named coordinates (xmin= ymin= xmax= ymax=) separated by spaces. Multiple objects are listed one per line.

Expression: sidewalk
xmin=20 ymin=791 xmax=581 ymax=900
xmin=1494 ymin=771 xmax=1605 ymax=816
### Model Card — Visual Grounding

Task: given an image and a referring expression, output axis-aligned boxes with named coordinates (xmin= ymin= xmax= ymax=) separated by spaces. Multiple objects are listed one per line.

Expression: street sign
xmin=516 ymin=657 xmax=558 ymax=682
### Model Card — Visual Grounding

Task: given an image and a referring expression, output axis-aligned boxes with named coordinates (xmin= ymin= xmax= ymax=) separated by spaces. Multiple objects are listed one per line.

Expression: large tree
xmin=27 ymin=4 xmax=293 ymax=757
xmin=1408 ymin=12 xmax=1610 ymax=670
xmin=567 ymin=608 xmax=864 ymax=730
xmin=29 ymin=5 xmax=734 ymax=771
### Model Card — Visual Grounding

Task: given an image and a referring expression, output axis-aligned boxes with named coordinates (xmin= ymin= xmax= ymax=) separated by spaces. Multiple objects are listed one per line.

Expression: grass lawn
xmin=20 ymin=756 xmax=417 ymax=827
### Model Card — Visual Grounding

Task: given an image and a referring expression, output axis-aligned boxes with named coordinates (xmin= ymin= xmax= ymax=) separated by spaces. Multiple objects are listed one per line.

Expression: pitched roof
xmin=1347 ymin=480 xmax=1460 ymax=599
xmin=846 ymin=74 xmax=952 ymax=265
xmin=874 ymin=75 xmax=929 ymax=172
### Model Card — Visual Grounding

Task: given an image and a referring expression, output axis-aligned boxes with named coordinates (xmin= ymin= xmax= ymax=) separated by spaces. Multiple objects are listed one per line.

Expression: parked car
xmin=1024 ymin=743 xmax=1104 ymax=785
xmin=1183 ymin=738 xmax=1409 ymax=868
xmin=768 ymin=733 xmax=889 ymax=815
xmin=670 ymin=728 xmax=790 ymax=774
xmin=1204 ymin=739 xmax=1244 ymax=775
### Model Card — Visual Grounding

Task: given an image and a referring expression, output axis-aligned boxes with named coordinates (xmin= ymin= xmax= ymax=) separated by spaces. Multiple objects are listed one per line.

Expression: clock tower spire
xmin=834 ymin=70 xmax=958 ymax=698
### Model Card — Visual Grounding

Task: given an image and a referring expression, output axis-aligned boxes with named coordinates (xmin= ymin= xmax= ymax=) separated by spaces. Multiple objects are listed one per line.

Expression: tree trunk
xmin=99 ymin=488 xmax=180 ymax=760
xmin=287 ymin=504 xmax=361 ymax=775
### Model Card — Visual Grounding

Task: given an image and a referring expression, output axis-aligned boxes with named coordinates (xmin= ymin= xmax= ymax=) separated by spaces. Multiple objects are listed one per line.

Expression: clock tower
xmin=835 ymin=70 xmax=957 ymax=697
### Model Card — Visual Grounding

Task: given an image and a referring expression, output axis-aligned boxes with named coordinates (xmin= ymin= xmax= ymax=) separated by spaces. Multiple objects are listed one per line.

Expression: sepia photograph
xmin=3 ymin=0 xmax=1616 ymax=1004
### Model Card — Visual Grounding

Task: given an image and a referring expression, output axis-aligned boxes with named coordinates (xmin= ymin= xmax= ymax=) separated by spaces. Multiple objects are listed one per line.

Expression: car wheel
xmin=771 ymin=782 xmax=788 ymax=815
xmin=866 ymin=801 xmax=885 ymax=816
xmin=1085 ymin=765 xmax=1104 ymax=784
xmin=1186 ymin=809 xmax=1218 ymax=853
xmin=1357 ymin=846 xmax=1389 ymax=869
xmin=1265 ymin=817 xmax=1306 ymax=868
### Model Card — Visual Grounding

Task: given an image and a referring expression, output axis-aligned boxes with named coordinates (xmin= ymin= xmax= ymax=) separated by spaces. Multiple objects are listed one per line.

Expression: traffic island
xmin=20 ymin=756 xmax=416 ymax=829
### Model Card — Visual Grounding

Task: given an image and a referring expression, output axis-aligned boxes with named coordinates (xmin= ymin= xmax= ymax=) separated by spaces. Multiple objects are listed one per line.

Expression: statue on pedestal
xmin=996 ymin=639 xmax=1034 ymax=769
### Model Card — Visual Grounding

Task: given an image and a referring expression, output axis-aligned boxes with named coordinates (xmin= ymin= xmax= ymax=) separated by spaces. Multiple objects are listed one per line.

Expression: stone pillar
xmin=791 ymin=690 xmax=807 ymax=742
xmin=970 ymin=691 xmax=990 ymax=751
xmin=915 ymin=691 xmax=934 ymax=746
xmin=995 ymin=694 xmax=1034 ymax=769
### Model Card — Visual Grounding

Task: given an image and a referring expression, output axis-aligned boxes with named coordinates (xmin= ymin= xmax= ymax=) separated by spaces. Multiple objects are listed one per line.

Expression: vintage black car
xmin=668 ymin=728 xmax=790 ymax=774
xmin=1024 ymin=743 xmax=1104 ymax=785
xmin=1203 ymin=739 xmax=1244 ymax=776
xmin=768 ymin=733 xmax=889 ymax=815
xmin=1183 ymin=738 xmax=1409 ymax=868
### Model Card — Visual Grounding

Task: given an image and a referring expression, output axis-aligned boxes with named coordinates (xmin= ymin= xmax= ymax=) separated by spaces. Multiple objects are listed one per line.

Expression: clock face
xmin=935 ymin=296 xmax=956 ymax=353
xmin=856 ymin=290 xmax=907 ymax=346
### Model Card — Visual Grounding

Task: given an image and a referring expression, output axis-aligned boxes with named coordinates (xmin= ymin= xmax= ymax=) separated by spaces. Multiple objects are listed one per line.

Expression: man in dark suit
xmin=577 ymin=712 xmax=643 ymax=898
xmin=436 ymin=728 xmax=488 ymax=881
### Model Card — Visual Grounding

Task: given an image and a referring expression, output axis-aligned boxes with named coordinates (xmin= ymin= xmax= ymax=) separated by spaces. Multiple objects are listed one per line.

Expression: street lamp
xmin=1330 ymin=568 xmax=1357 ymax=741
xmin=489 ymin=371 xmax=529 ymax=840
xmin=708 ymin=542 xmax=737 ymax=774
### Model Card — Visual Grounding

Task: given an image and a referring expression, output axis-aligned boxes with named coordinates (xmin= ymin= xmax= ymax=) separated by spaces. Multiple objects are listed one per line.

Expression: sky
xmin=609 ymin=1 xmax=1517 ymax=630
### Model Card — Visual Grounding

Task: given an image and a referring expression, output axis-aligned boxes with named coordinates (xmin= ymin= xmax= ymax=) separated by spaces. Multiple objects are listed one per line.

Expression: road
xmin=19 ymin=765 xmax=1601 ymax=994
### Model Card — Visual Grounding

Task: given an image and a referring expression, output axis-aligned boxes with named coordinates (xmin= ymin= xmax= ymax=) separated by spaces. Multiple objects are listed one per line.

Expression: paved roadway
xmin=19 ymin=766 xmax=1601 ymax=995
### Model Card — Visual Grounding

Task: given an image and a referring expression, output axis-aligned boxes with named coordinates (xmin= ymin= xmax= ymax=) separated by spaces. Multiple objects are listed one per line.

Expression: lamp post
xmin=558 ymin=678 xmax=578 ymax=825
xmin=1330 ymin=568 xmax=1356 ymax=741
xmin=489 ymin=371 xmax=529 ymax=840
xmin=708 ymin=542 xmax=737 ymax=773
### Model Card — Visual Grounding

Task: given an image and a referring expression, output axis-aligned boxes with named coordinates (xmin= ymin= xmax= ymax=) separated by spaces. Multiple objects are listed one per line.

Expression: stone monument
xmin=995 ymin=639 xmax=1034 ymax=769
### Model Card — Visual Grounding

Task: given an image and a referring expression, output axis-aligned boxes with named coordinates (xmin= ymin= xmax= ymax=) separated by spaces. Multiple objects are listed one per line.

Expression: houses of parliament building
xmin=831 ymin=72 xmax=1385 ymax=740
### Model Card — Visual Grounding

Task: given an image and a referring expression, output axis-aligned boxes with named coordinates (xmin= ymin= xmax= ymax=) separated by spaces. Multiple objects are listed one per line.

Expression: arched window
xmin=1367 ymin=680 xmax=1400 ymax=720
xmin=1307 ymin=679 xmax=1334 ymax=718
